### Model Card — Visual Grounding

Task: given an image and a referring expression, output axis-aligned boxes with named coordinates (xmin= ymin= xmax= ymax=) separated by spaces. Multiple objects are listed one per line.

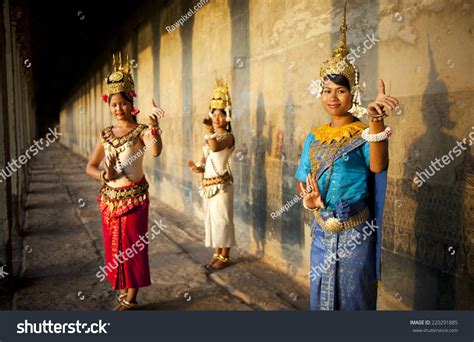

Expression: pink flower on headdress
xmin=101 ymin=94 xmax=108 ymax=103
xmin=129 ymin=91 xmax=137 ymax=98
xmin=131 ymin=108 xmax=140 ymax=116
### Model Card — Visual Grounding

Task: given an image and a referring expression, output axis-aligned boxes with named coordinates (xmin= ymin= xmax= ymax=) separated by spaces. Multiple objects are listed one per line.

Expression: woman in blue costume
xmin=295 ymin=4 xmax=399 ymax=310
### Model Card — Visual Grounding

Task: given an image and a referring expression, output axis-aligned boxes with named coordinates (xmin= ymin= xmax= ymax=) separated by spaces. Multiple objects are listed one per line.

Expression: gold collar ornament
xmin=312 ymin=120 xmax=367 ymax=144
xmin=102 ymin=52 xmax=137 ymax=103
xmin=308 ymin=3 xmax=368 ymax=118
xmin=209 ymin=79 xmax=232 ymax=123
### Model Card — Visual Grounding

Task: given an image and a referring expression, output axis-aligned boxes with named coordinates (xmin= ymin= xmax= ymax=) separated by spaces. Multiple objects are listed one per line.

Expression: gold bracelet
xmin=368 ymin=112 xmax=387 ymax=122
xmin=148 ymin=126 xmax=162 ymax=136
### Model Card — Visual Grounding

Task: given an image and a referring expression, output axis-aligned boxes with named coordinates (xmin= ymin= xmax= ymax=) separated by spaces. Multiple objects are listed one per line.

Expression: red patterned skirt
xmin=98 ymin=177 xmax=151 ymax=290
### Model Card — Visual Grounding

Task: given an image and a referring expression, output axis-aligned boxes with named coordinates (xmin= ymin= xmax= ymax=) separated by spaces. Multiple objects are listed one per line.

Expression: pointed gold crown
xmin=209 ymin=78 xmax=231 ymax=111
xmin=320 ymin=2 xmax=357 ymax=88
xmin=104 ymin=52 xmax=135 ymax=96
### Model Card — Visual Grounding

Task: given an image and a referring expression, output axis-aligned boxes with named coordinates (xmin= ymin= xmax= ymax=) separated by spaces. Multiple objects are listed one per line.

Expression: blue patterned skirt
xmin=309 ymin=200 xmax=378 ymax=310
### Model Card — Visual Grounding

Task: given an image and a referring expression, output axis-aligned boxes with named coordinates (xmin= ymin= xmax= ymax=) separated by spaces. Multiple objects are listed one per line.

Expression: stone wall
xmin=0 ymin=0 xmax=36 ymax=296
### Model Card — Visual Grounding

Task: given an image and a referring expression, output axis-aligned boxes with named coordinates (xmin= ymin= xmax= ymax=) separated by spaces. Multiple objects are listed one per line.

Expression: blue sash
xmin=309 ymin=136 xmax=387 ymax=280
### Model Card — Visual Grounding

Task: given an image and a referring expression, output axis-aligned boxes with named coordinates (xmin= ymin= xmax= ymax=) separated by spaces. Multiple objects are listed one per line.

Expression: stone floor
xmin=2 ymin=142 xmax=406 ymax=311
xmin=5 ymin=143 xmax=310 ymax=310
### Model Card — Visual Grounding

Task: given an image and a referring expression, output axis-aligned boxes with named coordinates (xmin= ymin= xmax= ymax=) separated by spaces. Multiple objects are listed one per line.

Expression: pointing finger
xmin=377 ymin=79 xmax=386 ymax=96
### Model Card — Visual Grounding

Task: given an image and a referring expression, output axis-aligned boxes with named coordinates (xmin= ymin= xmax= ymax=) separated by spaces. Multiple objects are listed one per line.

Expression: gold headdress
xmin=309 ymin=3 xmax=367 ymax=118
xmin=102 ymin=52 xmax=137 ymax=102
xmin=209 ymin=79 xmax=232 ymax=122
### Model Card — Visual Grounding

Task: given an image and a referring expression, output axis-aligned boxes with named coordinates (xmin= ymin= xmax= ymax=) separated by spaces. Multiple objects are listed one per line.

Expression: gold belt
xmin=314 ymin=206 xmax=370 ymax=233
xmin=100 ymin=181 xmax=149 ymax=201
xmin=202 ymin=173 xmax=233 ymax=187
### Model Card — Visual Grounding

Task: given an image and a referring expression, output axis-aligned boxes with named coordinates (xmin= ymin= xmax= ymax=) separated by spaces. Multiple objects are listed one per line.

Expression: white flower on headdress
xmin=225 ymin=105 xmax=232 ymax=122
xmin=348 ymin=103 xmax=368 ymax=118
xmin=309 ymin=79 xmax=323 ymax=98
xmin=350 ymin=81 xmax=366 ymax=96
xmin=350 ymin=81 xmax=366 ymax=115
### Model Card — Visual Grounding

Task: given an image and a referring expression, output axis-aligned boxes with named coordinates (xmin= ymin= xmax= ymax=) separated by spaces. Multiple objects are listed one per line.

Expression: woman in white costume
xmin=188 ymin=80 xmax=235 ymax=273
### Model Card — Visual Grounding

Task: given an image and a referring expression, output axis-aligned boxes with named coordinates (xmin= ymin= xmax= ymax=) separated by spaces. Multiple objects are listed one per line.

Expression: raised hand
xmin=203 ymin=118 xmax=214 ymax=133
xmin=149 ymin=99 xmax=165 ymax=126
xmin=367 ymin=79 xmax=399 ymax=117
xmin=104 ymin=154 xmax=119 ymax=181
xmin=187 ymin=160 xmax=204 ymax=174
xmin=299 ymin=173 xmax=325 ymax=210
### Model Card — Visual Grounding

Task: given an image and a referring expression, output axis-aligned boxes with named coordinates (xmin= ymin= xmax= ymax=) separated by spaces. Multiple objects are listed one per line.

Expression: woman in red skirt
xmin=86 ymin=53 xmax=165 ymax=310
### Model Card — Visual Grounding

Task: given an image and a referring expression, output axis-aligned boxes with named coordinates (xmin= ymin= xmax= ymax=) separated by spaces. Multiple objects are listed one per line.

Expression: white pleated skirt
xmin=203 ymin=184 xmax=236 ymax=248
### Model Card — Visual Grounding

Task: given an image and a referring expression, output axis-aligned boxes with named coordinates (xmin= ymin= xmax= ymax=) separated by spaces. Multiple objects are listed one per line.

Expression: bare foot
xmin=206 ymin=256 xmax=231 ymax=273
xmin=204 ymin=254 xmax=219 ymax=269
xmin=112 ymin=292 xmax=127 ymax=311
xmin=211 ymin=259 xmax=230 ymax=271
xmin=117 ymin=300 xmax=137 ymax=311
xmin=112 ymin=303 xmax=123 ymax=311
